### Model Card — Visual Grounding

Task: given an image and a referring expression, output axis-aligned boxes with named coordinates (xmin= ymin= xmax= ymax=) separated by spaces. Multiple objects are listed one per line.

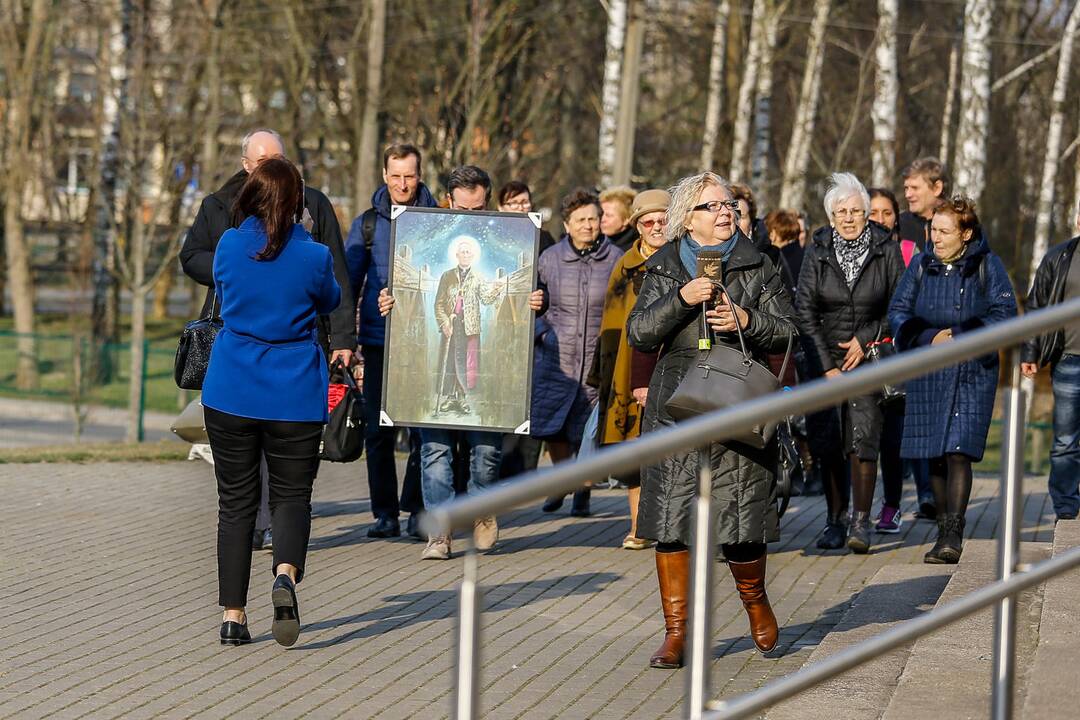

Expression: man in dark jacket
xmin=180 ymin=129 xmax=355 ymax=551
xmin=897 ymin=157 xmax=947 ymax=251
xmin=1022 ymin=210 xmax=1080 ymax=520
xmin=344 ymin=143 xmax=437 ymax=540
xmin=180 ymin=129 xmax=355 ymax=361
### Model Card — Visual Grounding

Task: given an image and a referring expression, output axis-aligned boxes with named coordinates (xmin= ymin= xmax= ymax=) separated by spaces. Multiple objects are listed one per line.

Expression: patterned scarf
xmin=833 ymin=224 xmax=872 ymax=286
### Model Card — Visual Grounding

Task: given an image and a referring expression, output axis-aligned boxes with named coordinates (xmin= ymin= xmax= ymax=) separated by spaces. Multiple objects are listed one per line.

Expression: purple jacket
xmin=531 ymin=237 xmax=623 ymax=436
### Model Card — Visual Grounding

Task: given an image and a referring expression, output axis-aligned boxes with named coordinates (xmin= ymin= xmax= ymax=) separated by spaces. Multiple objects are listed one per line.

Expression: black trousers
xmin=361 ymin=345 xmax=423 ymax=519
xmin=205 ymin=406 xmax=323 ymax=608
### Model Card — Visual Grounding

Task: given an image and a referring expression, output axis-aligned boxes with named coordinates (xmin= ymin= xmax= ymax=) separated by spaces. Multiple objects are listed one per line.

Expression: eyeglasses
xmin=639 ymin=217 xmax=666 ymax=230
xmin=692 ymin=200 xmax=740 ymax=215
xmin=503 ymin=200 xmax=531 ymax=210
xmin=832 ymin=208 xmax=866 ymax=219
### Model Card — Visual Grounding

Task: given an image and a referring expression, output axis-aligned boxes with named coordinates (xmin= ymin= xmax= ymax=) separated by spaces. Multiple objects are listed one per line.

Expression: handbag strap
xmin=705 ymin=277 xmax=795 ymax=380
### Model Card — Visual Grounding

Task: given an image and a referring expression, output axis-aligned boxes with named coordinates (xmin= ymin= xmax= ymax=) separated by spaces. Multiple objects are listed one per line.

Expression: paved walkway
xmin=0 ymin=460 xmax=1054 ymax=720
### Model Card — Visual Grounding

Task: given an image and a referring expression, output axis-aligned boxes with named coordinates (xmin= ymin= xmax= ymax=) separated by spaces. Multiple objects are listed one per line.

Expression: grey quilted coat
xmin=627 ymin=234 xmax=798 ymax=545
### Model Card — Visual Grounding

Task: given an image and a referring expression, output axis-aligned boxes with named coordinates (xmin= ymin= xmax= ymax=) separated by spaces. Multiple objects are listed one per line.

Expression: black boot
xmin=802 ymin=463 xmax=824 ymax=496
xmin=570 ymin=489 xmax=591 ymax=517
xmin=816 ymin=514 xmax=847 ymax=549
xmin=924 ymin=513 xmax=965 ymax=564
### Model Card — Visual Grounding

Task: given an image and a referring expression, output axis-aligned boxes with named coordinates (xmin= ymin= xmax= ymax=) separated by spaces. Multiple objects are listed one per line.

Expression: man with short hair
xmin=898 ymin=157 xmax=948 ymax=251
xmin=345 ymin=143 xmax=437 ymax=539
xmin=1022 ymin=206 xmax=1080 ymax=521
xmin=180 ymin=129 xmax=355 ymax=550
xmin=377 ymin=165 xmax=544 ymax=559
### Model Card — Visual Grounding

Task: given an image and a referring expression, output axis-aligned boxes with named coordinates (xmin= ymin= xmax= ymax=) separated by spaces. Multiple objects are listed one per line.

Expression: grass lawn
xmin=0 ymin=440 xmax=189 ymax=464
xmin=0 ymin=314 xmax=192 ymax=414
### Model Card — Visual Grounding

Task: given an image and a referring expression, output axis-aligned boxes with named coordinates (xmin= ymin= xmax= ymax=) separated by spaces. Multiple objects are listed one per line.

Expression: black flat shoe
xmin=220 ymin=620 xmax=251 ymax=646
xmin=569 ymin=489 xmax=591 ymax=517
xmin=366 ymin=517 xmax=401 ymax=538
xmin=405 ymin=513 xmax=424 ymax=541
xmin=271 ymin=575 xmax=301 ymax=647
xmin=542 ymin=496 xmax=565 ymax=513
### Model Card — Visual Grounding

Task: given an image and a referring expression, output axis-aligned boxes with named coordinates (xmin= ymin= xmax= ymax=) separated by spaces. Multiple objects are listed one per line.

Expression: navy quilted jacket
xmin=887 ymin=229 xmax=1017 ymax=460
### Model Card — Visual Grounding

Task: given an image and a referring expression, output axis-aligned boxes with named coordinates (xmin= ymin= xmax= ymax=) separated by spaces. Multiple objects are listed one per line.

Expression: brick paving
xmin=0 ymin=460 xmax=1055 ymax=720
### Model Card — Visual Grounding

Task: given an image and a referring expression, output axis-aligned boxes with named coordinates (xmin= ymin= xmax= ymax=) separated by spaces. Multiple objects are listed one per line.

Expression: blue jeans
xmin=1048 ymin=354 xmax=1080 ymax=518
xmin=420 ymin=429 xmax=502 ymax=508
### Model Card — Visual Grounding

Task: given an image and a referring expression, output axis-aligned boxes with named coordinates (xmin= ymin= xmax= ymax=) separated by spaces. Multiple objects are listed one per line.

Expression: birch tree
xmin=1028 ymin=1 xmax=1079 ymax=286
xmin=779 ymin=0 xmax=830 ymax=210
xmin=939 ymin=43 xmax=960 ymax=164
xmin=729 ymin=0 xmax=766 ymax=182
xmin=750 ymin=2 xmax=785 ymax=199
xmin=699 ymin=0 xmax=731 ymax=170
xmin=870 ymin=0 xmax=899 ymax=188
xmin=953 ymin=0 xmax=993 ymax=201
xmin=598 ymin=0 xmax=627 ymax=187
xmin=0 ymin=0 xmax=57 ymax=389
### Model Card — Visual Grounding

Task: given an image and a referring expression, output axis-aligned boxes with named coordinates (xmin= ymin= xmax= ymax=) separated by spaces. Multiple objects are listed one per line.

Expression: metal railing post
xmin=991 ymin=351 xmax=1025 ymax=720
xmin=453 ymin=548 xmax=482 ymax=720
xmin=686 ymin=445 xmax=716 ymax=720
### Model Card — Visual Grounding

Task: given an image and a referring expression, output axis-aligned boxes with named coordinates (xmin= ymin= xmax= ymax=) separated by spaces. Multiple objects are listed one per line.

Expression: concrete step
xmin=880 ymin=540 xmax=1050 ymax=720
xmin=765 ymin=563 xmax=955 ymax=720
xmin=1020 ymin=519 xmax=1080 ymax=720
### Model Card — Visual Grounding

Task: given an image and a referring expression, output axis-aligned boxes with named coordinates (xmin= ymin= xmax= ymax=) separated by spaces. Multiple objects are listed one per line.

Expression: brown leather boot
xmin=649 ymin=549 xmax=689 ymax=669
xmin=728 ymin=555 xmax=779 ymax=653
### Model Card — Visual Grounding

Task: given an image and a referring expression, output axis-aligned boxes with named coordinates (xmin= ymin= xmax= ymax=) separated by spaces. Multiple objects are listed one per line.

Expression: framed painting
xmin=380 ymin=206 xmax=541 ymax=433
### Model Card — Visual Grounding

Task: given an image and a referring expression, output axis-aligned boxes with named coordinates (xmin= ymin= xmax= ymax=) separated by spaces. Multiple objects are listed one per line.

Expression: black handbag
xmin=174 ymin=295 xmax=222 ymax=390
xmin=664 ymin=278 xmax=794 ymax=449
xmin=321 ymin=360 xmax=365 ymax=463
xmin=775 ymin=419 xmax=802 ymax=519
xmin=865 ymin=333 xmax=905 ymax=402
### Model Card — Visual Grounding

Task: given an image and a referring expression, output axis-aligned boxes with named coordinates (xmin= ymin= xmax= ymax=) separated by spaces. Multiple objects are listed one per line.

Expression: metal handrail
xmin=420 ymin=297 xmax=1080 ymax=720
xmin=423 ymin=299 xmax=1080 ymax=535
xmin=704 ymin=545 xmax=1080 ymax=719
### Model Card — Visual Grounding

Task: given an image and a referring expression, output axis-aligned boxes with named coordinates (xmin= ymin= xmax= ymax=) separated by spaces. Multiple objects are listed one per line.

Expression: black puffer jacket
xmin=797 ymin=222 xmax=904 ymax=459
xmin=627 ymin=234 xmax=797 ymax=545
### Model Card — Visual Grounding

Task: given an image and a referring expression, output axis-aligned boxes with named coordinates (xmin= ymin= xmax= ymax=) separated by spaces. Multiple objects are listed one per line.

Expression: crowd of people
xmin=181 ymin=129 xmax=1079 ymax=663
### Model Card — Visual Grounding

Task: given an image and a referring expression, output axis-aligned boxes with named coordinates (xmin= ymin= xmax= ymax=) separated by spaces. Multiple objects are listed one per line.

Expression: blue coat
xmin=345 ymin=183 xmax=438 ymax=347
xmin=530 ymin=237 xmax=623 ymax=437
xmin=888 ymin=230 xmax=1017 ymax=460
xmin=202 ymin=217 xmax=342 ymax=423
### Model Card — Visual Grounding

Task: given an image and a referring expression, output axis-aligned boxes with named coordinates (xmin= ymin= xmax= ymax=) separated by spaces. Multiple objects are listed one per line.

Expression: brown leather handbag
xmin=664 ymin=279 xmax=793 ymax=449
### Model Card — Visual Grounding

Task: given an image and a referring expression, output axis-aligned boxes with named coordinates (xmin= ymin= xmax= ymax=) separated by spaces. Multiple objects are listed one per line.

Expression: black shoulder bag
xmin=174 ymin=294 xmax=222 ymax=390
xmin=664 ymin=278 xmax=794 ymax=449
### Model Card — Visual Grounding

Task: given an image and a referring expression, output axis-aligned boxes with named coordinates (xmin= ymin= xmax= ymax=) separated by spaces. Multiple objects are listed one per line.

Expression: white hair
xmin=665 ymin=171 xmax=729 ymax=242
xmin=823 ymin=172 xmax=870 ymax=219
xmin=241 ymin=128 xmax=285 ymax=159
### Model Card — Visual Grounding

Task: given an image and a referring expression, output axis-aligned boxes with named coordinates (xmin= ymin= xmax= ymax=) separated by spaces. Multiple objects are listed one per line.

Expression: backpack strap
xmin=361 ymin=208 xmax=377 ymax=251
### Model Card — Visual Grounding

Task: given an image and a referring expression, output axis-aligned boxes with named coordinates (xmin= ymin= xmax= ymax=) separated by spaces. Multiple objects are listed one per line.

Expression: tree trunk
xmin=598 ymin=0 xmax=627 ymax=187
xmin=729 ymin=0 xmax=766 ymax=182
xmin=870 ymin=0 xmax=899 ymax=188
xmin=750 ymin=2 xmax=783 ymax=201
xmin=355 ymin=0 xmax=386 ymax=213
xmin=953 ymin=0 xmax=993 ymax=201
xmin=3 ymin=191 xmax=37 ymax=388
xmin=611 ymin=0 xmax=644 ymax=186
xmin=200 ymin=1 xmax=222 ymax=193
xmin=1028 ymin=1 xmax=1079 ymax=290
xmin=151 ymin=268 xmax=173 ymax=319
xmin=938 ymin=42 xmax=960 ymax=165
xmin=1074 ymin=108 xmax=1080 ymax=222
xmin=779 ymin=0 xmax=830 ymax=210
xmin=699 ymin=0 xmax=731 ymax=170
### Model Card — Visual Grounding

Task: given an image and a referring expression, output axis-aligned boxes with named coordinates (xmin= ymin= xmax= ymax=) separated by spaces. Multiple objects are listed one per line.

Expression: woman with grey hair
xmin=628 ymin=172 xmax=796 ymax=667
xmin=797 ymin=172 xmax=905 ymax=552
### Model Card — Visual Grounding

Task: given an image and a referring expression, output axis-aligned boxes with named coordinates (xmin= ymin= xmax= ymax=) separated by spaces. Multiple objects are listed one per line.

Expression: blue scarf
xmin=678 ymin=232 xmax=738 ymax=277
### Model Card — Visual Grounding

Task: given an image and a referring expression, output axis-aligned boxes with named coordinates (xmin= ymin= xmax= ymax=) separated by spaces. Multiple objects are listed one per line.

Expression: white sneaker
xmin=422 ymin=535 xmax=451 ymax=560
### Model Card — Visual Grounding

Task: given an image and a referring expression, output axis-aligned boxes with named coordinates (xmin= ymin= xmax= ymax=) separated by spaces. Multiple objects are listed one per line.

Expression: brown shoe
xmin=421 ymin=535 xmax=451 ymax=560
xmin=728 ymin=555 xmax=779 ymax=653
xmin=649 ymin=549 xmax=690 ymax=669
xmin=474 ymin=516 xmax=499 ymax=551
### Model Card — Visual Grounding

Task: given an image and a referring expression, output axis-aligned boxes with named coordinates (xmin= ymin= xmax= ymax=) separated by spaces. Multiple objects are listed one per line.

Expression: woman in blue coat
xmin=201 ymin=158 xmax=341 ymax=647
xmin=888 ymin=196 xmax=1017 ymax=563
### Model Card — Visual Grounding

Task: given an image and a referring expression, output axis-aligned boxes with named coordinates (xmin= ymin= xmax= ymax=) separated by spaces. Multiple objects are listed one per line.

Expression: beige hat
xmin=629 ymin=188 xmax=671 ymax=226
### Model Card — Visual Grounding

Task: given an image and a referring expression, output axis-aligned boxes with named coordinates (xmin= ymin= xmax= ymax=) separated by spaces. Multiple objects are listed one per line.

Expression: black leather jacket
xmin=1022 ymin=236 xmax=1078 ymax=367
